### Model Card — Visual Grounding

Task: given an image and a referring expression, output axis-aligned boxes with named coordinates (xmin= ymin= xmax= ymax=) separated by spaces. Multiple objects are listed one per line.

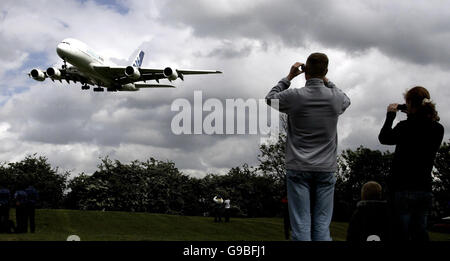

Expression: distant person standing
xmin=25 ymin=186 xmax=38 ymax=233
xmin=224 ymin=198 xmax=231 ymax=222
xmin=213 ymin=196 xmax=224 ymax=222
xmin=379 ymin=86 xmax=444 ymax=241
xmin=14 ymin=190 xmax=28 ymax=233
xmin=266 ymin=53 xmax=351 ymax=241
xmin=0 ymin=187 xmax=11 ymax=233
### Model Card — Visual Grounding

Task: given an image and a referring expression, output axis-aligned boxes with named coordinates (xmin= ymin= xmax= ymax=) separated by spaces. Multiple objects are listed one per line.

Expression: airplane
xmin=29 ymin=38 xmax=222 ymax=92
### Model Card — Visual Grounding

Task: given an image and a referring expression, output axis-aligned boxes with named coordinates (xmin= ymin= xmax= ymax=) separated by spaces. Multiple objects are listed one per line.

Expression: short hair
xmin=361 ymin=181 xmax=382 ymax=201
xmin=306 ymin=53 xmax=328 ymax=78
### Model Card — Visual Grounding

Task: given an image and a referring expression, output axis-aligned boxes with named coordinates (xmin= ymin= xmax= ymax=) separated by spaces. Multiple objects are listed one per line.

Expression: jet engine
xmin=125 ymin=66 xmax=141 ymax=79
xmin=30 ymin=69 xmax=46 ymax=81
xmin=46 ymin=67 xmax=62 ymax=79
xmin=163 ymin=67 xmax=178 ymax=81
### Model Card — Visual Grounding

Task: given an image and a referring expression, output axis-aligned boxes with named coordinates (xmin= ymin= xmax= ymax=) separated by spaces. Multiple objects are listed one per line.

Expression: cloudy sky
xmin=0 ymin=0 xmax=449 ymax=178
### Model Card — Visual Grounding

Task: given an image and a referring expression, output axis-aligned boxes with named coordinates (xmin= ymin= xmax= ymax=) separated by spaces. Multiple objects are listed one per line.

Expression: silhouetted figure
xmin=0 ymin=187 xmax=11 ymax=233
xmin=347 ymin=181 xmax=391 ymax=243
xmin=266 ymin=53 xmax=350 ymax=241
xmin=379 ymin=86 xmax=444 ymax=241
xmin=213 ymin=196 xmax=224 ymax=222
xmin=25 ymin=186 xmax=38 ymax=233
xmin=281 ymin=196 xmax=290 ymax=240
xmin=14 ymin=190 xmax=28 ymax=233
xmin=224 ymin=198 xmax=231 ymax=222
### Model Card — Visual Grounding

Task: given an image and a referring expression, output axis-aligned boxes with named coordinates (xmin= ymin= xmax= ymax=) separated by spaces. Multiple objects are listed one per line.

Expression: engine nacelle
xmin=163 ymin=67 xmax=178 ymax=81
xmin=125 ymin=66 xmax=141 ymax=79
xmin=30 ymin=69 xmax=46 ymax=81
xmin=46 ymin=67 xmax=61 ymax=79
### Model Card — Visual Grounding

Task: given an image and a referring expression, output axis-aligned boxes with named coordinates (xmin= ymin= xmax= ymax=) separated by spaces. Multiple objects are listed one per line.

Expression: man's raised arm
xmin=266 ymin=62 xmax=304 ymax=113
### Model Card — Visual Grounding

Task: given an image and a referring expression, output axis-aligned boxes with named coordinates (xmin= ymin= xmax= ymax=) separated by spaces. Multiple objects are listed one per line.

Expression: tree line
xmin=0 ymin=139 xmax=448 ymax=221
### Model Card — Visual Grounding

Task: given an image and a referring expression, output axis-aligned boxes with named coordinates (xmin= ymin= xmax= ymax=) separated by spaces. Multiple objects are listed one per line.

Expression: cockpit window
xmin=61 ymin=41 xmax=70 ymax=45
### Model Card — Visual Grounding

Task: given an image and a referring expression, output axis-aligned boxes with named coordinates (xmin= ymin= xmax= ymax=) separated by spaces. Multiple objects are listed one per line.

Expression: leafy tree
xmin=335 ymin=147 xmax=393 ymax=221
xmin=258 ymin=114 xmax=287 ymax=182
xmin=65 ymin=157 xmax=199 ymax=214
xmin=257 ymin=114 xmax=287 ymax=218
xmin=0 ymin=154 xmax=68 ymax=208
xmin=6 ymin=140 xmax=445 ymax=221
xmin=201 ymin=164 xmax=282 ymax=217
xmin=432 ymin=140 xmax=450 ymax=217
xmin=64 ymin=173 xmax=90 ymax=209
xmin=337 ymin=147 xmax=393 ymax=201
xmin=258 ymin=132 xmax=286 ymax=182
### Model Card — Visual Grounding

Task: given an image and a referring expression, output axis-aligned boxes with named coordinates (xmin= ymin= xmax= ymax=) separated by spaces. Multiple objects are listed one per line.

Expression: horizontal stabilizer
xmin=135 ymin=83 xmax=175 ymax=88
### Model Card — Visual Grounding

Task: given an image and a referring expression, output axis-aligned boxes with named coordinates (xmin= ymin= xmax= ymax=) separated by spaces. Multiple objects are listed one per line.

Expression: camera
xmin=397 ymin=104 xmax=407 ymax=112
xmin=301 ymin=64 xmax=305 ymax=71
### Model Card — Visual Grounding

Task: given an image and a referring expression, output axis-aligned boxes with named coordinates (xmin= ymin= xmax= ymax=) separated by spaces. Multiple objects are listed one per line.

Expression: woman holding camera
xmin=379 ymin=86 xmax=444 ymax=241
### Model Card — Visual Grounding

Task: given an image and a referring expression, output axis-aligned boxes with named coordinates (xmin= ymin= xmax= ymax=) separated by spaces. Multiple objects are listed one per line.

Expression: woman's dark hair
xmin=404 ymin=86 xmax=440 ymax=122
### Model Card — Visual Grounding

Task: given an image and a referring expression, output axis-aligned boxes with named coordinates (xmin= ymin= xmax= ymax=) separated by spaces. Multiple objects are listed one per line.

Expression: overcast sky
xmin=0 ymin=0 xmax=449 ymax=178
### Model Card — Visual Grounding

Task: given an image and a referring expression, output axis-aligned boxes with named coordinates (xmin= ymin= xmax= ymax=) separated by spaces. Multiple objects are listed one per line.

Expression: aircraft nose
xmin=56 ymin=43 xmax=69 ymax=59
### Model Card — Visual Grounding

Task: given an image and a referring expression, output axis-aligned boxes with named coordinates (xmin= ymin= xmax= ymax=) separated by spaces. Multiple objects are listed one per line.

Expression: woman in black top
xmin=379 ymin=86 xmax=444 ymax=241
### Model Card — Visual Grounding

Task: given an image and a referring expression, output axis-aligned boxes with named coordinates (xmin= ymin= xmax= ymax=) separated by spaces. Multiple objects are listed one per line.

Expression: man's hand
xmin=287 ymin=62 xmax=304 ymax=81
xmin=387 ymin=103 xmax=398 ymax=113
xmin=323 ymin=76 xmax=329 ymax=86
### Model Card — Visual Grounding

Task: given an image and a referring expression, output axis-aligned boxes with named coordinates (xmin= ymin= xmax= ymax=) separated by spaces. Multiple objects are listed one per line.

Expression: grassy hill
xmin=0 ymin=209 xmax=449 ymax=241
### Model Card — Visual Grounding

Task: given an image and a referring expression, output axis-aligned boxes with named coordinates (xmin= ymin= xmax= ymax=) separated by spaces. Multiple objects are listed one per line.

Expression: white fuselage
xmin=56 ymin=38 xmax=116 ymax=87
xmin=30 ymin=38 xmax=221 ymax=91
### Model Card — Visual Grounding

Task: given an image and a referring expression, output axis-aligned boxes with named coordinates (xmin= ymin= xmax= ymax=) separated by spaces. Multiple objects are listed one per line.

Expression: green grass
xmin=0 ymin=209 xmax=449 ymax=241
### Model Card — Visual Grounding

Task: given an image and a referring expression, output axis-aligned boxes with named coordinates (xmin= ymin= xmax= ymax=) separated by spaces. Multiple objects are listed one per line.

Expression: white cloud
xmin=0 ymin=0 xmax=448 ymax=177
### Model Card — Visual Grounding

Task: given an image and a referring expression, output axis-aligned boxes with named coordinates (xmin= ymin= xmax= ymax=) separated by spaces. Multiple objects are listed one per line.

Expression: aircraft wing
xmin=61 ymin=67 xmax=91 ymax=84
xmin=135 ymin=83 xmax=175 ymax=88
xmin=93 ymin=66 xmax=222 ymax=83
xmin=136 ymin=68 xmax=222 ymax=75
xmin=93 ymin=66 xmax=166 ymax=84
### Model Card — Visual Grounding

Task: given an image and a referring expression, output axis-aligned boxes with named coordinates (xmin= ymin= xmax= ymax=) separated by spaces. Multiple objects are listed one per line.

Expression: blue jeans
xmin=286 ymin=170 xmax=336 ymax=241
xmin=393 ymin=191 xmax=432 ymax=241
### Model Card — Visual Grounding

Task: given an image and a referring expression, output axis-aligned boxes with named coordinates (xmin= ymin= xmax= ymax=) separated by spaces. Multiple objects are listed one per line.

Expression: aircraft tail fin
xmin=132 ymin=50 xmax=145 ymax=67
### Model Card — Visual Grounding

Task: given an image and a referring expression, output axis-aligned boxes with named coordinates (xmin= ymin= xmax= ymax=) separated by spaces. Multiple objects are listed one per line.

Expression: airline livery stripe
xmin=133 ymin=51 xmax=145 ymax=67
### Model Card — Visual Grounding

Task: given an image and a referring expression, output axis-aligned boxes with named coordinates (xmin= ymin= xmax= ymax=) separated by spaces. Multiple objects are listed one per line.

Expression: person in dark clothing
xmin=0 ymin=187 xmax=11 ymax=233
xmin=347 ymin=181 xmax=391 ymax=242
xmin=378 ymin=86 xmax=444 ymax=241
xmin=213 ymin=196 xmax=224 ymax=222
xmin=14 ymin=190 xmax=28 ymax=233
xmin=25 ymin=186 xmax=38 ymax=233
xmin=281 ymin=196 xmax=290 ymax=240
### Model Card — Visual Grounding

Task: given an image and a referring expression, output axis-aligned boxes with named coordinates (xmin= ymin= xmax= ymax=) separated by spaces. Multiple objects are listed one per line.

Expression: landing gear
xmin=93 ymin=87 xmax=104 ymax=92
xmin=62 ymin=60 xmax=68 ymax=70
xmin=107 ymin=88 xmax=117 ymax=92
xmin=81 ymin=84 xmax=90 ymax=90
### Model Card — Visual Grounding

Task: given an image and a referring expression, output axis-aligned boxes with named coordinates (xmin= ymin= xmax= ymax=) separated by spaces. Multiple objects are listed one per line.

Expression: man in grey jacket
xmin=266 ymin=53 xmax=350 ymax=241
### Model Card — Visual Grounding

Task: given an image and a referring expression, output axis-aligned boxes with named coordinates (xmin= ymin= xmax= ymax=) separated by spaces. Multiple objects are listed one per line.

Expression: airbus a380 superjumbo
xmin=29 ymin=38 xmax=222 ymax=92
